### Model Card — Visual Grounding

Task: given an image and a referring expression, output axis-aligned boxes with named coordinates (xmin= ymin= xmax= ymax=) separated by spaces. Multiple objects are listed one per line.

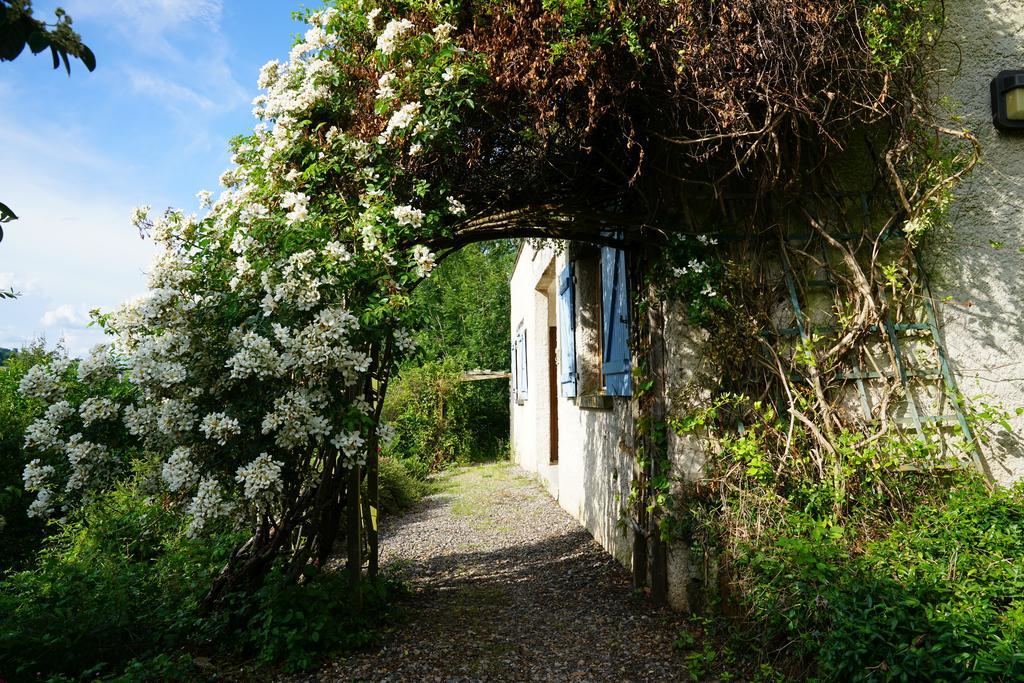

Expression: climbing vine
xmin=15 ymin=0 xmax=991 ymax=617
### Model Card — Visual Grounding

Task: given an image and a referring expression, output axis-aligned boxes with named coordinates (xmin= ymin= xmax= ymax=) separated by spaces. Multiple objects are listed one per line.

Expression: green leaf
xmin=26 ymin=29 xmax=48 ymax=55
xmin=0 ymin=201 xmax=17 ymax=222
xmin=80 ymin=44 xmax=96 ymax=72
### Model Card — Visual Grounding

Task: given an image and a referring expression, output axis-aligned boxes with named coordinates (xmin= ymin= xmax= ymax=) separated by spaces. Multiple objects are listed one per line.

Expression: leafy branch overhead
xmin=0 ymin=1 xmax=95 ymax=74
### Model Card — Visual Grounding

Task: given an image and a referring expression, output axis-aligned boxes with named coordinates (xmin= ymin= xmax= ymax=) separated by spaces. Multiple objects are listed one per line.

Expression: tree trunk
xmin=346 ymin=461 xmax=362 ymax=609
xmin=645 ymin=278 xmax=669 ymax=605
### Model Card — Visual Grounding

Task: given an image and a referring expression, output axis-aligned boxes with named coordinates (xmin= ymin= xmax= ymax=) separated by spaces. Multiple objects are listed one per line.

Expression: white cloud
xmin=126 ymin=69 xmax=218 ymax=113
xmin=67 ymin=0 xmax=224 ymax=38
xmin=41 ymin=304 xmax=92 ymax=328
xmin=0 ymin=272 xmax=39 ymax=293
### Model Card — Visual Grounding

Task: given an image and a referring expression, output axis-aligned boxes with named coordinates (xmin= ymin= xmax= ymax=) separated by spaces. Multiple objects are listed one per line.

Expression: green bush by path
xmin=375 ymin=456 xmax=432 ymax=515
xmin=383 ymin=358 xmax=507 ymax=470
xmin=0 ymin=345 xmax=55 ymax=571
xmin=732 ymin=474 xmax=1024 ymax=680
xmin=0 ymin=483 xmax=397 ymax=680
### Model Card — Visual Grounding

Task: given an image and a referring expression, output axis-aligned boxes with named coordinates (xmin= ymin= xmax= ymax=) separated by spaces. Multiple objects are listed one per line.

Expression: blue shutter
xmin=510 ymin=337 xmax=518 ymax=402
xmin=601 ymin=245 xmax=632 ymax=396
xmin=557 ymin=263 xmax=578 ymax=397
xmin=516 ymin=328 xmax=529 ymax=401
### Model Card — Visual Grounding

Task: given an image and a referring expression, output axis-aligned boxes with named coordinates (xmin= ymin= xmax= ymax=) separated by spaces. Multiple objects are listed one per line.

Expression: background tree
xmin=0 ymin=0 xmax=95 ymax=235
xmin=382 ymin=240 xmax=516 ymax=469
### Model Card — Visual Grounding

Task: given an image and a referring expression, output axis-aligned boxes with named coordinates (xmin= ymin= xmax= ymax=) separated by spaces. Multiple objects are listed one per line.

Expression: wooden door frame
xmin=547 ymin=325 xmax=558 ymax=464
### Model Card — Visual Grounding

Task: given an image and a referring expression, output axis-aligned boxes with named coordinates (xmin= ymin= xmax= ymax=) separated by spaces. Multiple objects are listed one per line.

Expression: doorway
xmin=547 ymin=325 xmax=559 ymax=464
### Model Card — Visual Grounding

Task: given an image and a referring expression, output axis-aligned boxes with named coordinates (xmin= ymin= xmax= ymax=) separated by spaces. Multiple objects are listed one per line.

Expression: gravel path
xmin=305 ymin=461 xmax=693 ymax=682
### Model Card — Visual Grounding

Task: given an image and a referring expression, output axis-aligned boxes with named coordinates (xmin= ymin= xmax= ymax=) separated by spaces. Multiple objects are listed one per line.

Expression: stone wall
xmin=931 ymin=0 xmax=1024 ymax=483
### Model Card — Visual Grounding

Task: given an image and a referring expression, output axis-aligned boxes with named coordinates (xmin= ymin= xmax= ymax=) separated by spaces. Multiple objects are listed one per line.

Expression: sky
xmin=0 ymin=0 xmax=310 ymax=355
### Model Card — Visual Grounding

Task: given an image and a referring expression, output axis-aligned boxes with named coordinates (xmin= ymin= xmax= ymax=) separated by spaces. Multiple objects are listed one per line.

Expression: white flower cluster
xmin=22 ymin=459 xmax=54 ymax=491
xmin=162 ymin=447 xmax=199 ymax=492
xmin=252 ymin=38 xmax=335 ymax=124
xmin=325 ymin=240 xmax=352 ymax=262
xmin=281 ymin=191 xmax=309 ymax=225
xmin=376 ymin=18 xmax=415 ymax=55
xmin=226 ymin=331 xmax=280 ymax=379
xmin=310 ymin=7 xmax=338 ymax=28
xmin=376 ymin=71 xmax=398 ymax=100
xmin=331 ymin=430 xmax=366 ymax=467
xmin=27 ymin=488 xmax=53 ymax=519
xmin=130 ymin=205 xmax=151 ymax=231
xmin=262 ymin=389 xmax=332 ymax=450
xmin=392 ymin=204 xmax=425 ymax=228
xmin=412 ymin=245 xmax=436 ymax=278
xmin=235 ymin=453 xmax=284 ymax=501
xmin=64 ymin=433 xmax=111 ymax=492
xmin=673 ymin=258 xmax=708 ymax=277
xmin=24 ymin=416 xmax=64 ymax=452
xmin=18 ymin=363 xmax=63 ymax=402
xmin=447 ymin=196 xmax=466 ymax=216
xmin=433 ymin=22 xmax=455 ymax=42
xmin=187 ymin=477 xmax=228 ymax=536
xmin=24 ymin=400 xmax=74 ymax=451
xmin=377 ymin=423 xmax=397 ymax=450
xmin=129 ymin=331 xmax=189 ymax=388
xmin=382 ymin=101 xmax=421 ymax=140
xmin=394 ymin=328 xmax=416 ymax=354
xmin=79 ymin=397 xmax=118 ymax=427
xmin=76 ymin=344 xmax=118 ymax=384
xmin=261 ymin=249 xmax=328 ymax=312
xmin=200 ymin=412 xmax=242 ymax=445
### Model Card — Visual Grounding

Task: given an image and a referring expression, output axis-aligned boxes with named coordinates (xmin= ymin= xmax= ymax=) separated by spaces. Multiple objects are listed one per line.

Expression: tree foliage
xmin=6 ymin=0 xmax=970 ymax=621
xmin=411 ymin=240 xmax=515 ymax=370
xmin=0 ymin=1 xmax=95 ymax=74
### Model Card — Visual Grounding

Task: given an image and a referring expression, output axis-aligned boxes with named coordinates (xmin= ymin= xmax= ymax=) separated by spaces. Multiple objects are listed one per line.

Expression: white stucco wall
xmin=510 ymin=242 xmax=635 ymax=568
xmin=509 ymin=3 xmax=1024 ymax=610
xmin=932 ymin=0 xmax=1024 ymax=483
xmin=510 ymin=241 xmax=705 ymax=608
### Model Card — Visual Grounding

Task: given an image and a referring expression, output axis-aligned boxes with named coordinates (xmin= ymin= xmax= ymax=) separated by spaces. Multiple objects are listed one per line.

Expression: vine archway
xmin=17 ymin=0 xmax=979 ymax=610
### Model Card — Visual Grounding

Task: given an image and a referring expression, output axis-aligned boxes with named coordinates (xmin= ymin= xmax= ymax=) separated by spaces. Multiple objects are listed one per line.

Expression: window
xmin=512 ymin=325 xmax=528 ymax=403
xmin=600 ymin=244 xmax=632 ymax=396
xmin=557 ymin=243 xmax=632 ymax=400
xmin=557 ymin=263 xmax=577 ymax=397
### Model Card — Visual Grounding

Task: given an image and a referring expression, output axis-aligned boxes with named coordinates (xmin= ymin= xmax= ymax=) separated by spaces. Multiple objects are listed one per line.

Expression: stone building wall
xmin=931 ymin=0 xmax=1024 ymax=483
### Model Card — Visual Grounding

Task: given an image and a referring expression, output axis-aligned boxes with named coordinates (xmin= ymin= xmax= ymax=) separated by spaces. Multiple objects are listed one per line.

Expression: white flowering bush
xmin=15 ymin=2 xmax=489 ymax=598
xmin=16 ymin=344 xmax=138 ymax=521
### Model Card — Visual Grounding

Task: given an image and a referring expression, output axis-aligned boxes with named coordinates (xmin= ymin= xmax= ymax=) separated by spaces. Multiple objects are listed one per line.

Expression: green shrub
xmin=244 ymin=567 xmax=398 ymax=673
xmin=0 ymin=483 xmax=392 ymax=680
xmin=0 ymin=345 xmax=56 ymax=571
xmin=383 ymin=359 xmax=476 ymax=470
xmin=733 ymin=474 xmax=1024 ymax=680
xmin=0 ymin=485 xmax=236 ymax=679
xmin=375 ymin=457 xmax=432 ymax=515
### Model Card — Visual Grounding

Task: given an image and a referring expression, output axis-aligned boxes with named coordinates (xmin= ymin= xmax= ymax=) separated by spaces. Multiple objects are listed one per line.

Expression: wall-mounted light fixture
xmin=991 ymin=70 xmax=1024 ymax=131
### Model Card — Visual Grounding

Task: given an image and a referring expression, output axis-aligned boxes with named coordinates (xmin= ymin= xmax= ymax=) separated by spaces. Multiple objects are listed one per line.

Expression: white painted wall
xmin=932 ymin=0 xmax=1024 ymax=483
xmin=510 ymin=2 xmax=1024 ymax=610
xmin=510 ymin=242 xmax=635 ymax=567
xmin=510 ymin=241 xmax=700 ymax=607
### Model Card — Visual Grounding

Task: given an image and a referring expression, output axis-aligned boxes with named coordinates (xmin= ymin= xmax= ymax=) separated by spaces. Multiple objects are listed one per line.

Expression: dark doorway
xmin=548 ymin=325 xmax=559 ymax=464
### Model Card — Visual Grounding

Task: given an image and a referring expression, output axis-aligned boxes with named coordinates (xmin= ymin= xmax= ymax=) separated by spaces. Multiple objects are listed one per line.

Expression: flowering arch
xmin=18 ymin=0 xmax=965 ymax=606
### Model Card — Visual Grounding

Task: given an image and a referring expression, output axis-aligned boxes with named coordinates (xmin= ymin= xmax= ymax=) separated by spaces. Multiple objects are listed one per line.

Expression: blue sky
xmin=0 ymin=0 xmax=310 ymax=355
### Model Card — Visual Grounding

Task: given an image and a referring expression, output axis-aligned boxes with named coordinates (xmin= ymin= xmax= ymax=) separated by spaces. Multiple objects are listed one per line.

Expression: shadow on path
xmin=307 ymin=462 xmax=692 ymax=682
